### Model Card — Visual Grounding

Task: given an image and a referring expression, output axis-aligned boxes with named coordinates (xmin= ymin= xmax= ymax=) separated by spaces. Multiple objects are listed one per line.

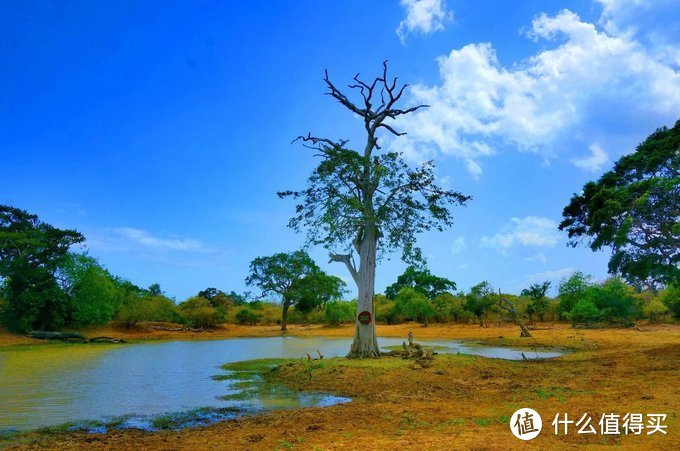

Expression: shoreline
xmin=1 ymin=323 xmax=679 ymax=449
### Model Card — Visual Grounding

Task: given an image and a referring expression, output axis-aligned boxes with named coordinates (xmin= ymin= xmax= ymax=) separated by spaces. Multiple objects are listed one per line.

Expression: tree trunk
xmin=281 ymin=302 xmax=290 ymax=332
xmin=347 ymin=226 xmax=380 ymax=358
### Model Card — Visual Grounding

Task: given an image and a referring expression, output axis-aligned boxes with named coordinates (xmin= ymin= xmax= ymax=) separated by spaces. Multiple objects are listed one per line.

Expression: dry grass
xmin=2 ymin=323 xmax=679 ymax=450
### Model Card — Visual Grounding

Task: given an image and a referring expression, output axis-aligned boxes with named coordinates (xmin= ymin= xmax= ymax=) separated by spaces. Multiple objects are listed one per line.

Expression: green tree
xmin=586 ymin=278 xmax=639 ymax=325
xmin=58 ymin=253 xmax=123 ymax=326
xmin=464 ymin=282 xmax=496 ymax=327
xmin=279 ymin=63 xmax=470 ymax=357
xmin=385 ymin=266 xmax=456 ymax=300
xmin=560 ymin=121 xmax=680 ymax=288
xmin=431 ymin=292 xmax=467 ymax=323
xmin=393 ymin=288 xmax=435 ymax=326
xmin=521 ymin=281 xmax=551 ymax=321
xmin=557 ymin=272 xmax=592 ymax=318
xmin=245 ymin=250 xmax=345 ymax=331
xmin=0 ymin=205 xmax=84 ymax=331
xmin=567 ymin=299 xmax=601 ymax=327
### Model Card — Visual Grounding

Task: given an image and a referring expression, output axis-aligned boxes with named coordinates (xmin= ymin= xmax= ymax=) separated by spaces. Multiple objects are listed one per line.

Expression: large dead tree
xmin=279 ymin=62 xmax=470 ymax=358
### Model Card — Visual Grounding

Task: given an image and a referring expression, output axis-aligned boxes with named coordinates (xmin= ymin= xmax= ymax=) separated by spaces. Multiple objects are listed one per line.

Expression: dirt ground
xmin=1 ymin=323 xmax=679 ymax=450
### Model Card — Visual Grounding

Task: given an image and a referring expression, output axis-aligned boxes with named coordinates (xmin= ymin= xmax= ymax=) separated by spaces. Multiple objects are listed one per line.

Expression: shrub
xmin=660 ymin=284 xmax=680 ymax=319
xmin=235 ymin=307 xmax=260 ymax=325
xmin=567 ymin=299 xmax=600 ymax=327
xmin=394 ymin=288 xmax=435 ymax=326
xmin=179 ymin=296 xmax=220 ymax=329
xmin=324 ymin=300 xmax=356 ymax=326
xmin=643 ymin=299 xmax=668 ymax=323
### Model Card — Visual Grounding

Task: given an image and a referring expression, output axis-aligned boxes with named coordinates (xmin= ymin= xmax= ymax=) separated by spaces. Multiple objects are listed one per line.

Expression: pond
xmin=0 ymin=336 xmax=562 ymax=432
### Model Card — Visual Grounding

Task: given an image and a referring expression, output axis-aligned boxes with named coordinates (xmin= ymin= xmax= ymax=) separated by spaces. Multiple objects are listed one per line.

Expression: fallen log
xmin=29 ymin=331 xmax=87 ymax=341
xmin=87 ymin=336 xmax=126 ymax=343
xmin=28 ymin=331 xmax=125 ymax=344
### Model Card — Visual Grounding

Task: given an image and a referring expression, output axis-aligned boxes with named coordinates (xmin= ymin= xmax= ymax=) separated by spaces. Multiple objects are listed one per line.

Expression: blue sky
xmin=2 ymin=0 xmax=678 ymax=300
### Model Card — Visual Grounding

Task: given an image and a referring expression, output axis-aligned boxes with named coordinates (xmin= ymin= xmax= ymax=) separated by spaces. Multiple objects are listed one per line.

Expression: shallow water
xmin=0 ymin=336 xmax=561 ymax=431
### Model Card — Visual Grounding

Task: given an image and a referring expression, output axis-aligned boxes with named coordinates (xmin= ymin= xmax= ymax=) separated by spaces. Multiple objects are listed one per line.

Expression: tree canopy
xmin=0 ymin=205 xmax=85 ymax=331
xmin=559 ymin=120 xmax=680 ymax=288
xmin=278 ymin=62 xmax=470 ymax=357
xmin=385 ymin=266 xmax=456 ymax=300
xmin=245 ymin=250 xmax=345 ymax=330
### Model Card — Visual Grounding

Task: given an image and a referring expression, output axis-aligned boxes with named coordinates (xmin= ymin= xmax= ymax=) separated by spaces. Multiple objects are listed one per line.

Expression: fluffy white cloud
xmin=389 ymin=7 xmax=680 ymax=176
xmin=451 ymin=236 xmax=467 ymax=254
xmin=571 ymin=144 xmax=610 ymax=172
xmin=481 ymin=216 xmax=560 ymax=251
xmin=397 ymin=0 xmax=452 ymax=43
xmin=114 ymin=227 xmax=210 ymax=252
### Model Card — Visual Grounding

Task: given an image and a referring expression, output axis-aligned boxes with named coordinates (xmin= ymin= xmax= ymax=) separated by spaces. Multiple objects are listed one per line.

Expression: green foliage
xmin=245 ymin=250 xmax=345 ymax=328
xmin=385 ymin=266 xmax=456 ymax=300
xmin=560 ymin=120 xmax=680 ymax=288
xmin=235 ymin=307 xmax=261 ymax=325
xmin=0 ymin=205 xmax=85 ymax=331
xmin=179 ymin=296 xmax=221 ymax=329
xmin=521 ymin=281 xmax=551 ymax=321
xmin=464 ymin=282 xmax=496 ymax=326
xmin=324 ymin=300 xmax=357 ymax=326
xmin=660 ymin=284 xmax=680 ymax=319
xmin=567 ymin=299 xmax=601 ymax=326
xmin=393 ymin=288 xmax=435 ymax=325
xmin=278 ymin=65 xmax=470 ymax=269
xmin=643 ymin=298 xmax=668 ymax=323
xmin=586 ymin=278 xmax=639 ymax=324
xmin=557 ymin=272 xmax=592 ymax=317
xmin=375 ymin=294 xmax=399 ymax=324
xmin=431 ymin=292 xmax=468 ymax=323
xmin=114 ymin=279 xmax=178 ymax=328
xmin=58 ymin=253 xmax=123 ymax=326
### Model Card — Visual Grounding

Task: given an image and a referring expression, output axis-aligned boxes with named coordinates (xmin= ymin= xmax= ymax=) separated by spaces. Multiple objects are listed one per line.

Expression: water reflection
xmin=0 ymin=336 xmax=562 ymax=431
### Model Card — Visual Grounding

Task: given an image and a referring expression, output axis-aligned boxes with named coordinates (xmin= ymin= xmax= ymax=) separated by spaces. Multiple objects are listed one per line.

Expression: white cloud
xmin=526 ymin=252 xmax=547 ymax=264
xmin=112 ymin=227 xmax=210 ymax=252
xmin=390 ymin=7 xmax=680 ymax=176
xmin=571 ymin=144 xmax=610 ymax=172
xmin=397 ymin=0 xmax=452 ymax=43
xmin=451 ymin=236 xmax=467 ymax=254
xmin=527 ymin=267 xmax=575 ymax=283
xmin=458 ymin=263 xmax=468 ymax=270
xmin=481 ymin=216 xmax=560 ymax=251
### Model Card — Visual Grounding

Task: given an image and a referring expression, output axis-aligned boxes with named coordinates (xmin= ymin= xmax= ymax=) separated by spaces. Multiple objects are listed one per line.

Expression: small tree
xmin=557 ymin=272 xmax=592 ymax=319
xmin=393 ymin=288 xmax=435 ymax=326
xmin=245 ymin=250 xmax=345 ymax=331
xmin=464 ymin=282 xmax=496 ymax=327
xmin=521 ymin=281 xmax=551 ymax=322
xmin=279 ymin=63 xmax=470 ymax=357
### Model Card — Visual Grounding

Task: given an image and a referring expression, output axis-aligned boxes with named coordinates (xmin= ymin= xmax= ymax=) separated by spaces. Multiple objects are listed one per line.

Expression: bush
xmin=324 ymin=300 xmax=356 ymax=326
xmin=235 ymin=307 xmax=261 ymax=325
xmin=660 ymin=284 xmax=680 ymax=319
xmin=394 ymin=288 xmax=435 ymax=325
xmin=567 ymin=299 xmax=600 ymax=326
xmin=375 ymin=296 xmax=399 ymax=324
xmin=432 ymin=292 xmax=469 ymax=323
xmin=179 ymin=297 xmax=220 ymax=329
xmin=584 ymin=278 xmax=639 ymax=325
xmin=643 ymin=299 xmax=668 ymax=323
